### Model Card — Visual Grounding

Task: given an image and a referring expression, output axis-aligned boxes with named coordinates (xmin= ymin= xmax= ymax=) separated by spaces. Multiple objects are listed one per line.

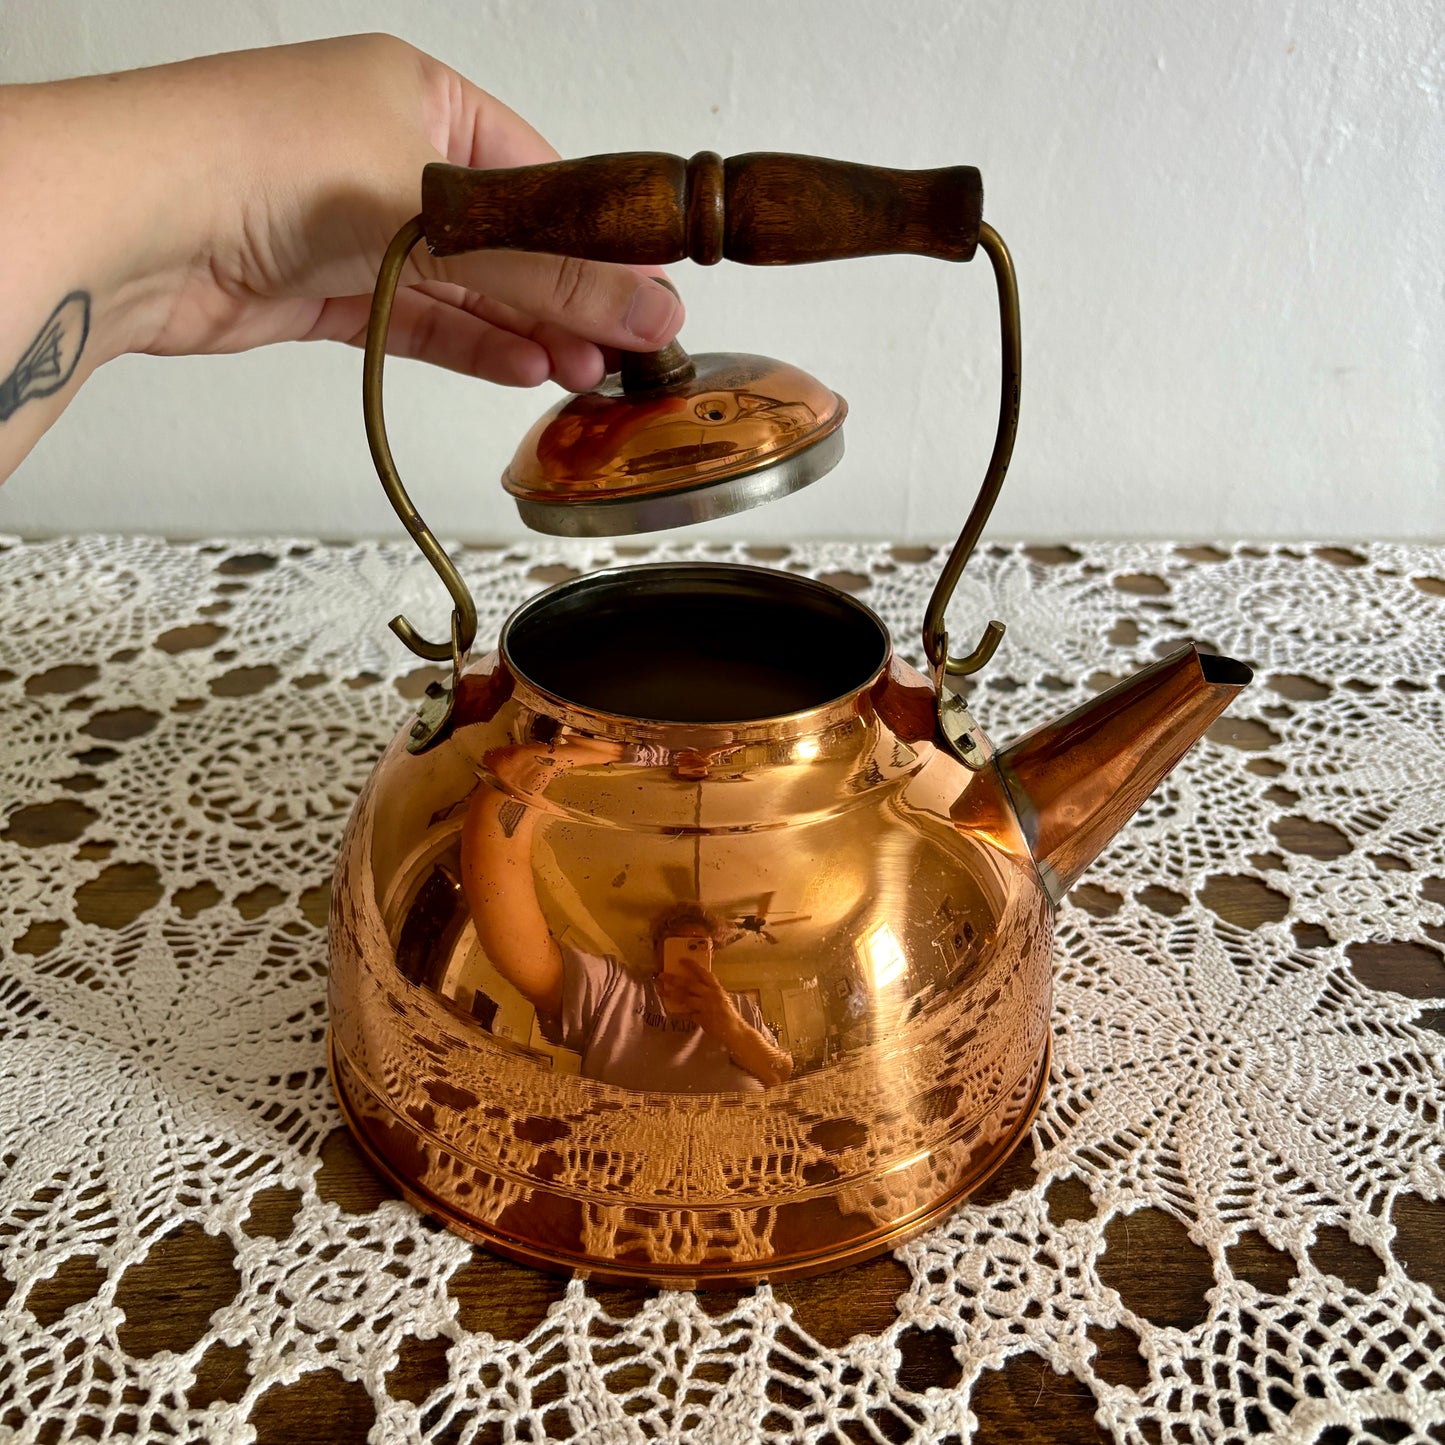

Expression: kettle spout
xmin=995 ymin=644 xmax=1252 ymax=900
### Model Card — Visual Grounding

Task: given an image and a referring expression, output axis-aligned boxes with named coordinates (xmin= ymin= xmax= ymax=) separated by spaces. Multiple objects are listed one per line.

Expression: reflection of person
xmin=0 ymin=35 xmax=684 ymax=485
xmin=461 ymin=742 xmax=793 ymax=1092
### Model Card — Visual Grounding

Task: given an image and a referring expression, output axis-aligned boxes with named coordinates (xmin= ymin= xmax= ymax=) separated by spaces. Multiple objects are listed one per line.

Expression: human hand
xmin=655 ymin=954 xmax=741 ymax=1040
xmin=11 ymin=35 xmax=683 ymax=394
xmin=654 ymin=933 xmax=793 ymax=1088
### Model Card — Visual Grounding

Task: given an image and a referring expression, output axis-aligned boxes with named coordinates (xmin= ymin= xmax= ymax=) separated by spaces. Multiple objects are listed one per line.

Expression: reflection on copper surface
xmin=503 ymin=354 xmax=845 ymax=503
xmin=328 ymin=566 xmax=1247 ymax=1284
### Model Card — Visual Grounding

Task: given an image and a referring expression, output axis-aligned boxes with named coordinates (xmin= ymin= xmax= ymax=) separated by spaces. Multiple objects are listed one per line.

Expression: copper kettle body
xmin=328 ymin=564 xmax=1249 ymax=1285
xmin=327 ymin=150 xmax=1253 ymax=1284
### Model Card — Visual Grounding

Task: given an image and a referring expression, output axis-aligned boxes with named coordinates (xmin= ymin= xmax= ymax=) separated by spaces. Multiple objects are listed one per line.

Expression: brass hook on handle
xmin=921 ymin=222 xmax=1021 ymax=685
xmin=362 ymin=215 xmax=479 ymax=664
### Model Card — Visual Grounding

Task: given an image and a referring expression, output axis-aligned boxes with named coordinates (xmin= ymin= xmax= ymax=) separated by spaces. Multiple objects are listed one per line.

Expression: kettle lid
xmin=503 ymin=342 xmax=846 ymax=538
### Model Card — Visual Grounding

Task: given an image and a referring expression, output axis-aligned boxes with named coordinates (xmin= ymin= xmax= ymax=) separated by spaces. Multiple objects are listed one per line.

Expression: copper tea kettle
xmin=327 ymin=152 xmax=1252 ymax=1286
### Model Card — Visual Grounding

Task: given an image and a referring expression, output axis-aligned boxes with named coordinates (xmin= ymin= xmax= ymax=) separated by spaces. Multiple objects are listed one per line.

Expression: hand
xmin=655 ymin=957 xmax=793 ymax=1088
xmin=655 ymin=956 xmax=741 ymax=1040
xmin=6 ymin=35 xmax=683 ymax=395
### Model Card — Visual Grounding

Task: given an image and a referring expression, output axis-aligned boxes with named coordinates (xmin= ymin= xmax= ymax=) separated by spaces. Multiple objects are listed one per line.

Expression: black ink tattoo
xmin=498 ymin=799 xmax=527 ymax=840
xmin=0 ymin=292 xmax=91 ymax=422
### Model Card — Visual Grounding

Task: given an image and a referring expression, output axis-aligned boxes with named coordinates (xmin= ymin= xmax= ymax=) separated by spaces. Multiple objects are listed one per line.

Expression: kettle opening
xmin=501 ymin=562 xmax=890 ymax=724
xmin=1198 ymin=652 xmax=1254 ymax=688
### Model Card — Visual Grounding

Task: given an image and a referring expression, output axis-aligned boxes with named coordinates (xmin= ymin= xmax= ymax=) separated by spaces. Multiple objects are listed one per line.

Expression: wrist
xmin=114 ymin=36 xmax=440 ymax=358
xmin=0 ymin=74 xmax=215 ymax=365
xmin=707 ymin=1007 xmax=750 ymax=1051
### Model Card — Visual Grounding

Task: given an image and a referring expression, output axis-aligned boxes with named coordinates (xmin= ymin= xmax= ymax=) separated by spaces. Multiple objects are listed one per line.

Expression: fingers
xmin=403 ymin=54 xmax=683 ymax=349
xmin=408 ymin=281 xmax=609 ymax=390
xmin=437 ymin=74 xmax=671 ymax=289
xmin=418 ymin=50 xmax=561 ymax=171
xmin=675 ymin=957 xmax=717 ymax=987
xmin=312 ymin=289 xmax=564 ymax=388
xmin=525 ymin=319 xmax=612 ymax=393
xmin=296 ymin=42 xmax=684 ymax=378
xmin=658 ymin=959 xmax=726 ymax=1002
xmin=656 ymin=970 xmax=736 ymax=1038
xmin=655 ymin=977 xmax=703 ymax=1019
xmin=413 ymin=249 xmax=684 ymax=354
xmin=315 ymin=279 xmax=636 ymax=392
xmin=419 ymin=283 xmax=608 ymax=391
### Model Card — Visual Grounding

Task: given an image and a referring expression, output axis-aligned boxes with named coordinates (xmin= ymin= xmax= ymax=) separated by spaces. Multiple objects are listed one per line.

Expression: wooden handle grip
xmin=422 ymin=151 xmax=983 ymax=264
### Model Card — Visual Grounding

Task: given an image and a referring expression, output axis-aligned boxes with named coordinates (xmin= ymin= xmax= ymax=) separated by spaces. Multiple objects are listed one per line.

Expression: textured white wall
xmin=1 ymin=0 xmax=1440 ymax=542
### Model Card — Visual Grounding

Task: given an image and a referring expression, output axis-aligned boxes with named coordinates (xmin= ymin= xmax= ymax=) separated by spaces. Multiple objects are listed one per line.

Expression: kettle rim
xmin=496 ymin=560 xmax=898 ymax=733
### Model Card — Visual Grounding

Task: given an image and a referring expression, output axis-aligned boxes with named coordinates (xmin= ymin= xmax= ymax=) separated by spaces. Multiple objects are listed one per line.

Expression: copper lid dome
xmin=503 ymin=348 xmax=847 ymax=537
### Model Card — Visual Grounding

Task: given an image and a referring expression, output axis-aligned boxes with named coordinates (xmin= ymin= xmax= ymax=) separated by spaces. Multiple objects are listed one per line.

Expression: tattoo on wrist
xmin=497 ymin=799 xmax=527 ymax=840
xmin=0 ymin=292 xmax=91 ymax=423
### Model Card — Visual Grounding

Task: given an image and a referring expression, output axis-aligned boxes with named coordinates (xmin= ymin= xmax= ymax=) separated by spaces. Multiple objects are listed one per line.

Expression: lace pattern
xmin=1 ymin=535 xmax=1442 ymax=1443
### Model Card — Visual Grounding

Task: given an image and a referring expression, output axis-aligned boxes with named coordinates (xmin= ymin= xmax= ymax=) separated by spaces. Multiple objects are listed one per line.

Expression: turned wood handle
xmin=422 ymin=152 xmax=984 ymax=264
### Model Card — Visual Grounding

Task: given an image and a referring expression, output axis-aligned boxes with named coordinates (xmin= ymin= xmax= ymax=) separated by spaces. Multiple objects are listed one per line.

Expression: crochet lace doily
xmin=1 ymin=535 xmax=1442 ymax=1443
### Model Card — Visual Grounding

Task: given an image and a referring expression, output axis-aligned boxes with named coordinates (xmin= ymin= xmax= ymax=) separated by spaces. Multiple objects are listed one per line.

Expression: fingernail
xmin=624 ymin=282 xmax=681 ymax=344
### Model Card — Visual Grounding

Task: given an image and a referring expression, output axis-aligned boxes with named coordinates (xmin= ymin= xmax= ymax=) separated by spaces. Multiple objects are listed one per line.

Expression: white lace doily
xmin=1 ymin=536 xmax=1442 ymax=1443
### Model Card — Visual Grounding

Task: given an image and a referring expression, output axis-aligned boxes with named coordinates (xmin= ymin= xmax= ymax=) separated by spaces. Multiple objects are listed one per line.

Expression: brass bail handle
xmin=363 ymin=215 xmax=477 ymax=664
xmin=364 ymin=151 xmax=1019 ymax=674
xmin=921 ymin=223 xmax=1020 ymax=682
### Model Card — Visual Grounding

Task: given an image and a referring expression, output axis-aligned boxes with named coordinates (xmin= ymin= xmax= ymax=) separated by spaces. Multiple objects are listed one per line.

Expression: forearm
xmin=716 ymin=1016 xmax=794 ymax=1089
xmin=460 ymin=789 xmax=564 ymax=1017
xmin=0 ymin=73 xmax=205 ymax=482
xmin=0 ymin=36 xmax=685 ymax=487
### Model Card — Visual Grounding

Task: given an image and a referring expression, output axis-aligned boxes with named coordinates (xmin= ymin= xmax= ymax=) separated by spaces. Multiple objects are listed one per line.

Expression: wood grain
xmin=422 ymin=152 xmax=983 ymax=265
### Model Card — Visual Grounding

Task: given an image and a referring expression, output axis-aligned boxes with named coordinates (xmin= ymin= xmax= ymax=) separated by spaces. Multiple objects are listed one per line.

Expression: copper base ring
xmin=327 ymin=1030 xmax=1051 ymax=1289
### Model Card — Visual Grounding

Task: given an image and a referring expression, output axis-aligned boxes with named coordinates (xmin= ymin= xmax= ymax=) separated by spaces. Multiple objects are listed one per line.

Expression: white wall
xmin=1 ymin=0 xmax=1440 ymax=543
